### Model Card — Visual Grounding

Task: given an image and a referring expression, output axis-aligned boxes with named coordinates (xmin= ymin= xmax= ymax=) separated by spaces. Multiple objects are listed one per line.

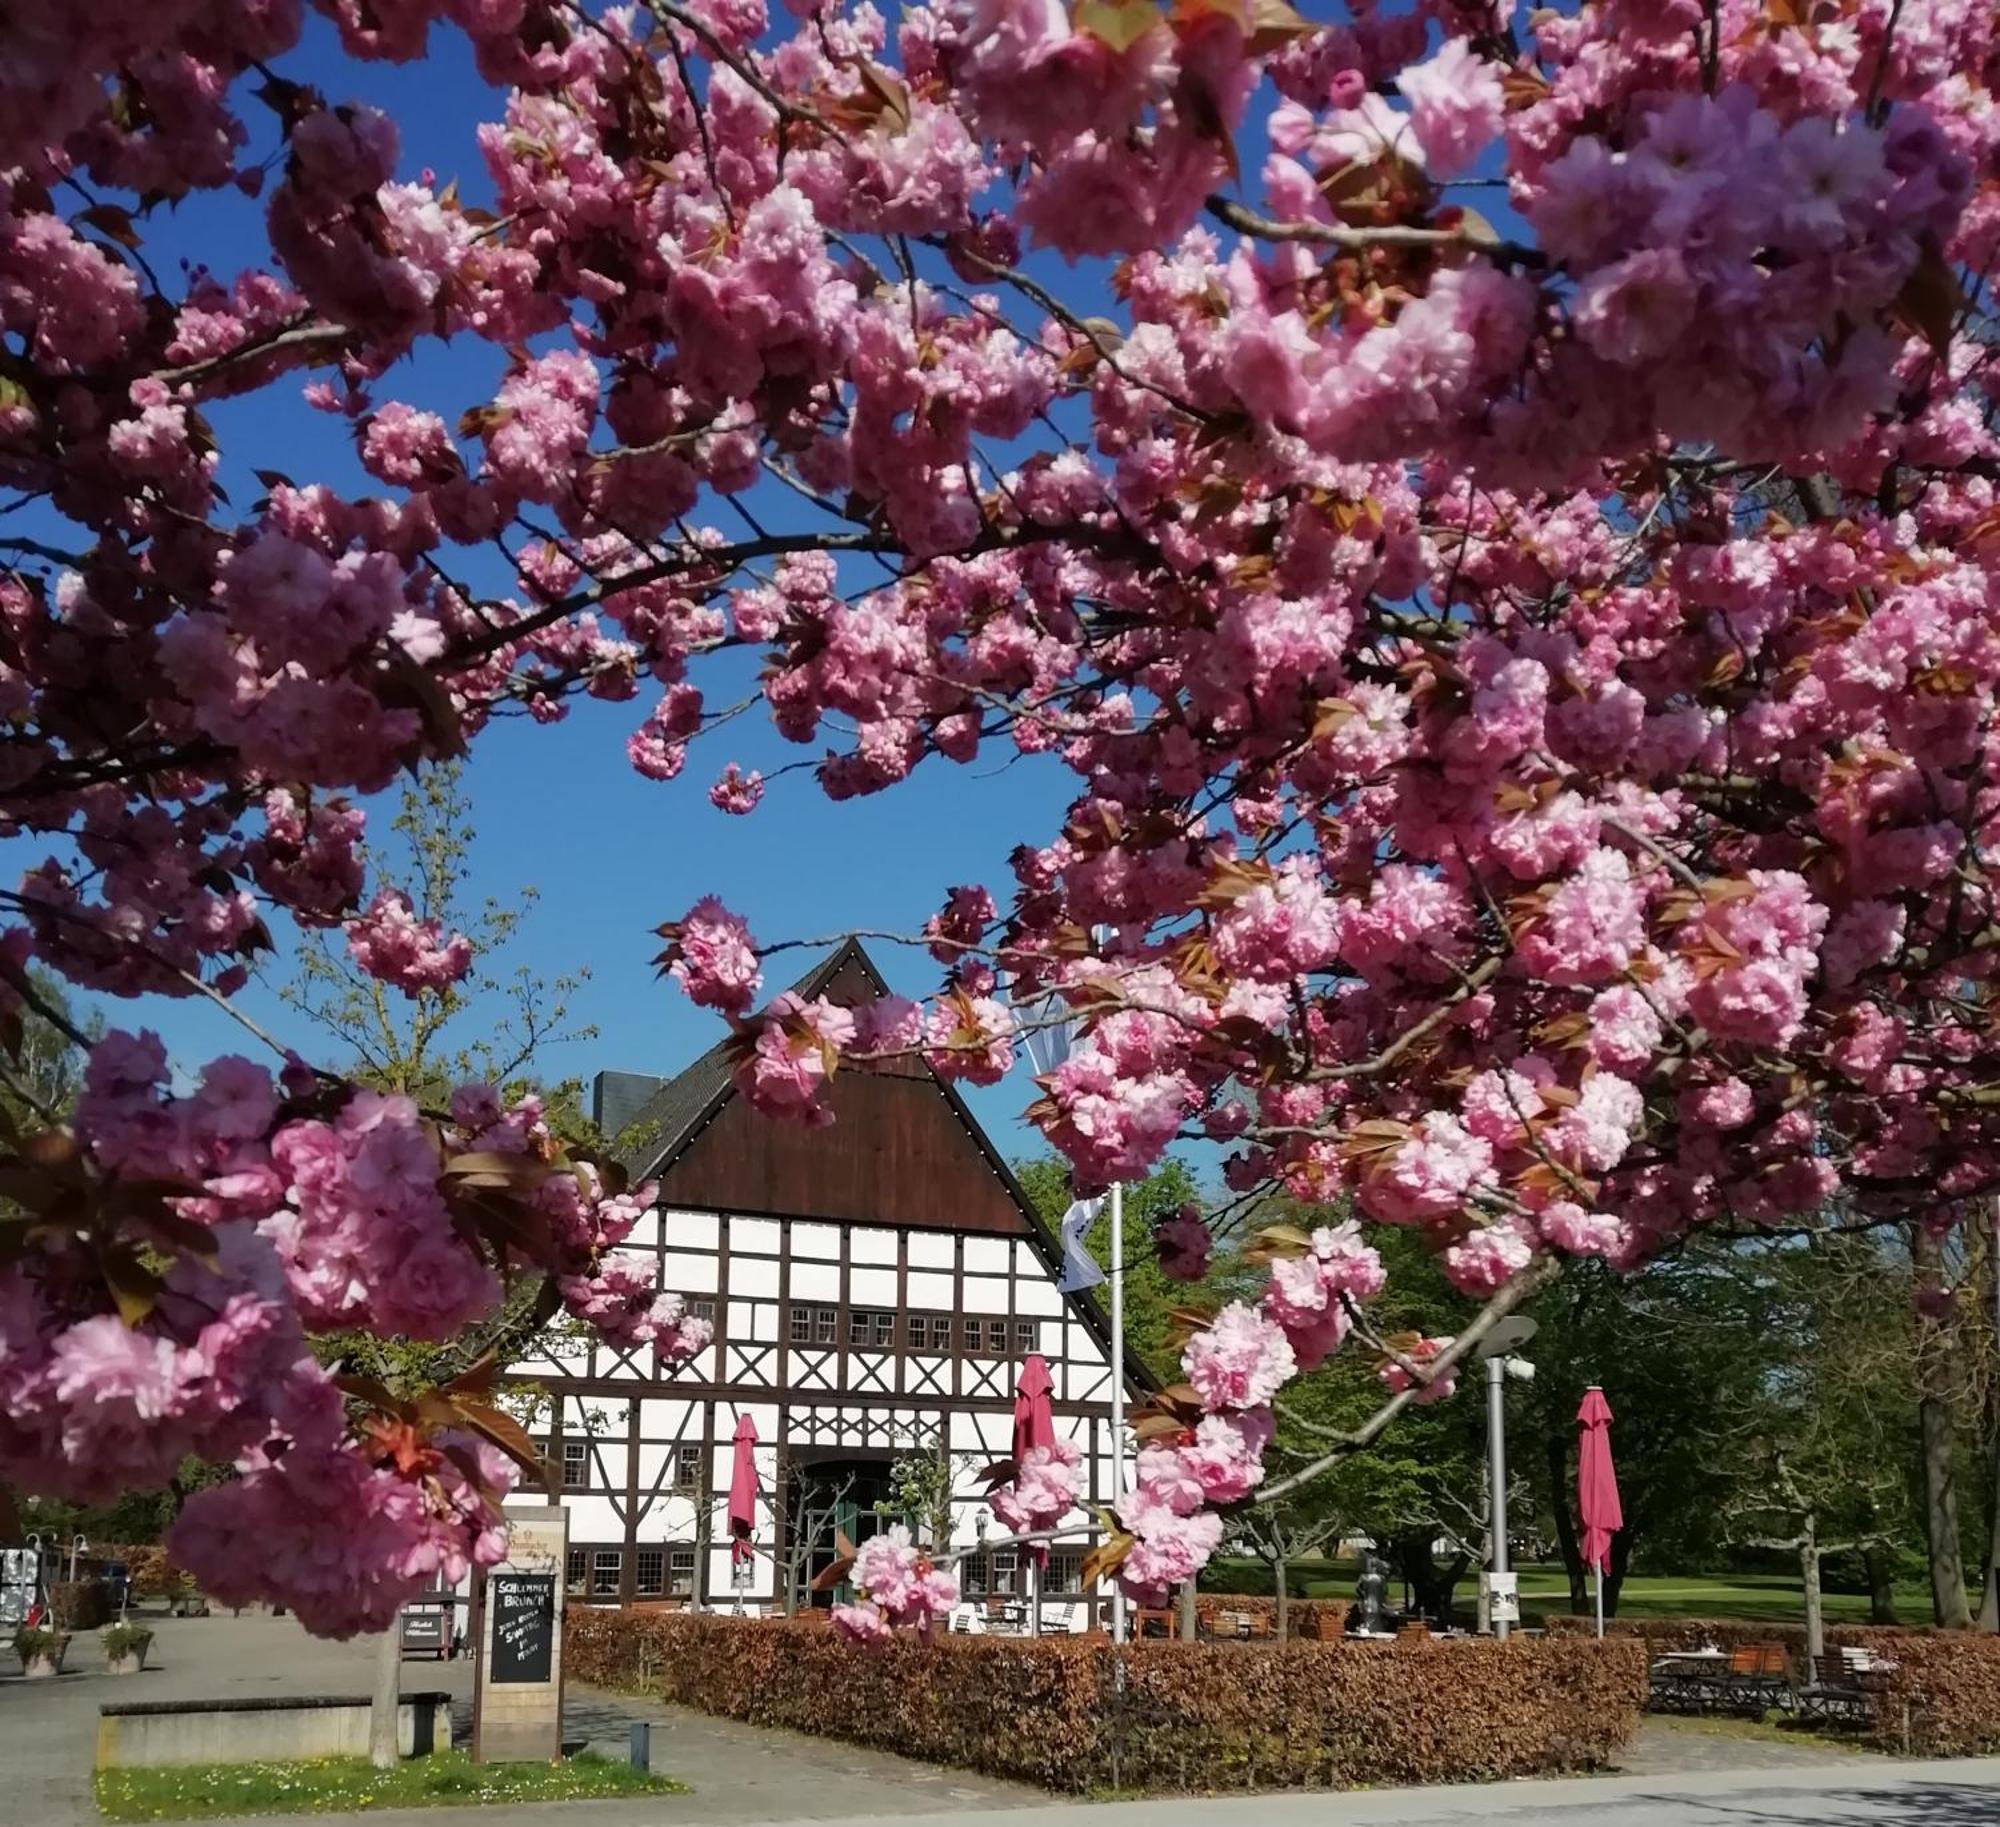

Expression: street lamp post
xmin=1477 ymin=1318 xmax=1537 ymax=1640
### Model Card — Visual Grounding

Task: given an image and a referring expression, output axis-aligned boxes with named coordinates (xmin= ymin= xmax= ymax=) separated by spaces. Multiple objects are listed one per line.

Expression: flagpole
xmin=1110 ymin=1178 xmax=1126 ymax=1646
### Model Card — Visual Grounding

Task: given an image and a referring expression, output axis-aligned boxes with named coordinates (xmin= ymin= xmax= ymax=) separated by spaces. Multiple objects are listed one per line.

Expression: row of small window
xmin=787 ymin=1306 xmax=1039 ymax=1359
xmin=559 ymin=1441 xmax=705 ymax=1492
xmin=567 ymin=1545 xmax=694 ymax=1598
xmin=963 ymin=1548 xmax=1089 ymax=1597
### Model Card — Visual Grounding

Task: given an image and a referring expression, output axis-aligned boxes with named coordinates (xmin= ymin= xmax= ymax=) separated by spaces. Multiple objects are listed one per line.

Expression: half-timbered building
xmin=509 ymin=940 xmax=1139 ymax=1616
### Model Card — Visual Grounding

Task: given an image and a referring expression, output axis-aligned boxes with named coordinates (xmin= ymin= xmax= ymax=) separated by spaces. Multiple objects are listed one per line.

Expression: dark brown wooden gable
xmin=652 ymin=947 xmax=1029 ymax=1232
xmin=658 ymin=1068 xmax=1030 ymax=1233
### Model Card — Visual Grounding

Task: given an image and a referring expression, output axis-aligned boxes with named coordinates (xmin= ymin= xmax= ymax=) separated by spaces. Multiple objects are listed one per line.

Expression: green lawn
xmin=95 ymin=1751 xmax=682 ymax=1821
xmin=1206 ymin=1559 xmax=1931 ymax=1627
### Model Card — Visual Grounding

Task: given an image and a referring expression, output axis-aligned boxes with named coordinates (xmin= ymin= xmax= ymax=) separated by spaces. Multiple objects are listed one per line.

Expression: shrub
xmin=15 ymin=1625 xmax=67 ymax=1658
xmin=1853 ymin=1635 xmax=2000 ymax=1756
xmin=103 ymin=1624 xmax=154 ymax=1658
xmin=46 ymin=1578 xmax=114 ymax=1631
xmin=566 ymin=1612 xmax=1645 ymax=1793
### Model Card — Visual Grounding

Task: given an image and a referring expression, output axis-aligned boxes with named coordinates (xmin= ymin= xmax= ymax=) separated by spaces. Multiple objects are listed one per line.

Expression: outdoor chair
xmin=1723 ymin=1643 xmax=1792 ymax=1713
xmin=1797 ymin=1654 xmax=1873 ymax=1726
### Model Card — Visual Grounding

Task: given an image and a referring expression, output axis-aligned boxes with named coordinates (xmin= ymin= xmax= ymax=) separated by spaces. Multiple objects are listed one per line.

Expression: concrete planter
xmin=103 ymin=1628 xmax=154 ymax=1676
xmin=98 ymin=1691 xmax=454 ymax=1768
xmin=19 ymin=1636 xmax=70 ymax=1679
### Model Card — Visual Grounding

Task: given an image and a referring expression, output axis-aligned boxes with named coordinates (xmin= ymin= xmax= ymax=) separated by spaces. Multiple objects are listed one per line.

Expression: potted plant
xmin=15 ymin=1625 xmax=70 ymax=1679
xmin=102 ymin=1623 xmax=154 ymax=1675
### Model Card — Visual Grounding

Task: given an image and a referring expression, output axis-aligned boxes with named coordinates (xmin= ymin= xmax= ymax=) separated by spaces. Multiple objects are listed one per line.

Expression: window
xmin=986 ymin=1318 xmax=1010 ymax=1356
xmin=1046 ymin=1549 xmax=1086 ymax=1594
xmin=873 ymin=1310 xmax=895 ymax=1348
xmin=591 ymin=1549 xmax=622 ymax=1598
xmin=850 ymin=1309 xmax=895 ymax=1349
xmin=669 ymin=1547 xmax=696 ymax=1596
xmin=1014 ymin=1319 xmax=1037 ymax=1356
xmin=565 ymin=1548 xmax=587 ymax=1595
xmin=673 ymin=1444 xmax=704 ymax=1490
xmin=690 ymin=1297 xmax=716 ymax=1330
xmin=911 ymin=1314 xmax=949 ymax=1353
xmin=562 ymin=1440 xmax=588 ymax=1490
xmin=791 ymin=1304 xmax=838 ymax=1345
xmin=635 ymin=1549 xmax=664 ymax=1597
xmin=963 ymin=1551 xmax=987 ymax=1597
xmin=992 ymin=1549 xmax=1019 ymax=1596
xmin=962 ymin=1315 xmax=983 ymax=1353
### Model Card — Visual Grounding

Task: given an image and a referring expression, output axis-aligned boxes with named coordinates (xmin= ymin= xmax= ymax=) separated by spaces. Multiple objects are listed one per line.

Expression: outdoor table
xmin=1648 ymin=1650 xmax=1731 ymax=1714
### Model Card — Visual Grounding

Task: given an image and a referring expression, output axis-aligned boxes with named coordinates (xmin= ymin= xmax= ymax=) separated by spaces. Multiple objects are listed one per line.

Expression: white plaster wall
xmin=908 ymin=1233 xmax=954 ymax=1270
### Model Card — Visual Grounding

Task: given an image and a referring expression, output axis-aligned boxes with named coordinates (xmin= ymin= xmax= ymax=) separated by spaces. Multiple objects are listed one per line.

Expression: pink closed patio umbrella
xmin=1576 ymin=1386 xmax=1623 ymax=1639
xmin=727 ymin=1414 xmax=759 ymax=1582
xmin=1012 ymin=1355 xmax=1054 ymax=1636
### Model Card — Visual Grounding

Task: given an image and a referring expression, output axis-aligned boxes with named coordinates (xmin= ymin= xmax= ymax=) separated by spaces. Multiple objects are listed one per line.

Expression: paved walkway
xmin=777 ymin=1761 xmax=2000 ymax=1827
xmin=0 ymin=1609 xmax=1034 ymax=1826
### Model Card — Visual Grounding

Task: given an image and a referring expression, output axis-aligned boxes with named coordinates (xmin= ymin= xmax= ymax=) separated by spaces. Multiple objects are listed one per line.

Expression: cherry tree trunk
xmin=369 ymin=1625 xmax=400 ymax=1771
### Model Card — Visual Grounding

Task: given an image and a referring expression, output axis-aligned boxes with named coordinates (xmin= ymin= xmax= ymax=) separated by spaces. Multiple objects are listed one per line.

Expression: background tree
xmin=274 ymin=760 xmax=596 ymax=1122
xmin=1012 ymin=1154 xmax=1201 ymax=1382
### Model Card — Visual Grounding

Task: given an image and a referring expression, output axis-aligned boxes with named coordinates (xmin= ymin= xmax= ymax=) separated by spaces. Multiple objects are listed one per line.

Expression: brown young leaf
xmin=810 ymin=1553 xmax=857 ymax=1593
xmin=452 ymin=1395 xmax=545 ymax=1476
xmin=77 ymin=204 xmax=143 ymax=249
xmin=100 ymin=1247 xmax=161 ymax=1329
xmin=1073 ymin=0 xmax=1161 ymax=52
xmin=1079 ymin=1531 xmax=1135 ymax=1588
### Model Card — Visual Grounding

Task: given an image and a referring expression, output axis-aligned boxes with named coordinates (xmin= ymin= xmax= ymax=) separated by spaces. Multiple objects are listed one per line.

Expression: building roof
xmin=605 ymin=939 xmax=1155 ymax=1393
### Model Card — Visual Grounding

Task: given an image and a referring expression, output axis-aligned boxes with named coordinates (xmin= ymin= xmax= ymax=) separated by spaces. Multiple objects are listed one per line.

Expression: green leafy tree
xmin=273 ymin=759 xmax=596 ymax=1127
xmin=0 ymin=969 xmax=99 ymax=1132
xmin=1011 ymin=1154 xmax=1201 ymax=1381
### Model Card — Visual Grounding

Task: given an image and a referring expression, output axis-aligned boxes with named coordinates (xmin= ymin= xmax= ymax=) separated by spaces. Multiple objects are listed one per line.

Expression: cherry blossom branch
xmin=1303 ymin=953 xmax=1504 ymax=1081
xmin=155 ymin=319 xmax=353 ymax=389
xmin=931 ymin=1521 xmax=1099 ymax=1569
xmin=1205 ymin=197 xmax=1543 ymax=267
xmin=1251 ymin=1255 xmax=1563 ymax=1508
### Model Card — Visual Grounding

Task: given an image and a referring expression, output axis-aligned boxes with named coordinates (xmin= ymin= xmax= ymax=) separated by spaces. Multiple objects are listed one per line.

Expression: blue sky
xmin=19 ymin=10 xmax=1103 ymax=1154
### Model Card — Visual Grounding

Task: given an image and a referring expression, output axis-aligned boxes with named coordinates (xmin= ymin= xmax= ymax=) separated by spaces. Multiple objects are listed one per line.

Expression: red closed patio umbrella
xmin=1576 ymin=1385 xmax=1622 ymax=1639
xmin=727 ymin=1413 xmax=759 ymax=1574
xmin=1012 ymin=1353 xmax=1054 ymax=1464
xmin=1012 ymin=1355 xmax=1054 ymax=1634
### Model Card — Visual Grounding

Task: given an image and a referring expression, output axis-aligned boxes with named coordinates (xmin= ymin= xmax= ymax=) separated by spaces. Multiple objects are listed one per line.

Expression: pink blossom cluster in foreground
xmin=831 ymin=1526 xmax=962 ymax=1641
xmin=0 ymin=1039 xmax=705 ymax=1633
xmin=0 ymin=0 xmax=1997 ymax=1628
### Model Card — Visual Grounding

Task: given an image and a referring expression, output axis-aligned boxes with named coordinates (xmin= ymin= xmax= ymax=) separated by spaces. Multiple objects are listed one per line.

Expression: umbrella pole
xmin=1594 ymin=1563 xmax=1603 ymax=1640
xmin=1029 ymin=1555 xmax=1041 ymax=1638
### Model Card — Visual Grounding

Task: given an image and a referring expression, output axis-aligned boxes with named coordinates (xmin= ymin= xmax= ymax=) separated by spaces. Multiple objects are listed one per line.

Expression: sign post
xmin=471 ymin=1506 xmax=567 ymax=1764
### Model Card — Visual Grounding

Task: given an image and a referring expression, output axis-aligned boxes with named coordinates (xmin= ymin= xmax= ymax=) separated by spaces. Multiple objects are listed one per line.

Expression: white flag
xmin=1056 ymin=1196 xmax=1107 ymax=1294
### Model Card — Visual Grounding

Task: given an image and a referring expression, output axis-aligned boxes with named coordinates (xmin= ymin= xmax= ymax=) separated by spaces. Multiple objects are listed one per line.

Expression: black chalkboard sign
xmin=488 ymin=1574 xmax=555 ymax=1685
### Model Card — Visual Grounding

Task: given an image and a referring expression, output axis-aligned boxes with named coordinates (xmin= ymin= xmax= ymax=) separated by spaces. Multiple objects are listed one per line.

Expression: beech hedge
xmin=565 ymin=1610 xmax=1644 ymax=1792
